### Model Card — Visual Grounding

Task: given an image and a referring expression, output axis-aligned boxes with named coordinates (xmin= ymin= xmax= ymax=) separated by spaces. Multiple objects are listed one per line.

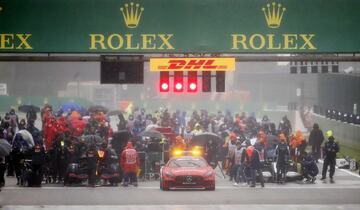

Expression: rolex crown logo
xmin=120 ymin=2 xmax=144 ymax=29
xmin=262 ymin=2 xmax=286 ymax=29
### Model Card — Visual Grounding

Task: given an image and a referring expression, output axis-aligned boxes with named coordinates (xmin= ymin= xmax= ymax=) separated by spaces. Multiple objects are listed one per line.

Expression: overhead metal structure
xmin=0 ymin=54 xmax=359 ymax=62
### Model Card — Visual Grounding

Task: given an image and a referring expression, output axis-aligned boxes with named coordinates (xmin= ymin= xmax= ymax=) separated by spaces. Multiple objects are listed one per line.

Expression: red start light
xmin=174 ymin=71 xmax=184 ymax=92
xmin=161 ymin=83 xmax=169 ymax=91
xmin=159 ymin=71 xmax=170 ymax=92
xmin=175 ymin=83 xmax=183 ymax=90
xmin=189 ymin=83 xmax=197 ymax=91
xmin=187 ymin=71 xmax=197 ymax=92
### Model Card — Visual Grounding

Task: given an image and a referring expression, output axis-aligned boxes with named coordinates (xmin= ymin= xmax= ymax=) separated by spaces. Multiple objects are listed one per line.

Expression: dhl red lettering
xmin=203 ymin=60 xmax=218 ymax=69
xmin=168 ymin=60 xmax=186 ymax=69
xmin=184 ymin=59 xmax=206 ymax=69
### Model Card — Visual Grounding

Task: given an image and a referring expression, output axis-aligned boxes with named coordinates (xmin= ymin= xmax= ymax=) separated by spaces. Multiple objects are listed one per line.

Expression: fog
xmin=0 ymin=60 xmax=359 ymax=113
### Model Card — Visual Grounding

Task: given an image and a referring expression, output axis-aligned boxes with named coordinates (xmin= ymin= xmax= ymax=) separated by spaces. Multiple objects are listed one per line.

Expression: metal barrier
xmin=144 ymin=152 xmax=161 ymax=181
xmin=137 ymin=151 xmax=168 ymax=181
xmin=137 ymin=151 xmax=146 ymax=180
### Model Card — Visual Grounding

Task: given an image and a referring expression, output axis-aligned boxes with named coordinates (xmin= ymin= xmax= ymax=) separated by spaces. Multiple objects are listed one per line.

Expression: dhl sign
xmin=150 ymin=58 xmax=235 ymax=71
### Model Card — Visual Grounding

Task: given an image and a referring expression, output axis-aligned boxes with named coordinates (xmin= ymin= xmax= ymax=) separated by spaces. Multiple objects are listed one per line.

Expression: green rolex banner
xmin=0 ymin=0 xmax=359 ymax=53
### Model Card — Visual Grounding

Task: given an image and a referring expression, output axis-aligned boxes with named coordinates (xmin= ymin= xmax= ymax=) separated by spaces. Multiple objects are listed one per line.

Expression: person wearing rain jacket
xmin=275 ymin=134 xmax=290 ymax=182
xmin=254 ymin=131 xmax=268 ymax=163
xmin=26 ymin=109 xmax=37 ymax=125
xmin=18 ymin=119 xmax=27 ymax=131
xmin=44 ymin=116 xmax=59 ymax=151
xmin=245 ymin=145 xmax=264 ymax=188
xmin=227 ymin=133 xmax=237 ymax=181
xmin=278 ymin=115 xmax=292 ymax=137
xmin=0 ymin=129 xmax=6 ymax=188
xmin=289 ymin=130 xmax=306 ymax=163
xmin=9 ymin=109 xmax=19 ymax=134
xmin=28 ymin=143 xmax=45 ymax=187
xmin=0 ymin=155 xmax=5 ymax=190
xmin=41 ymin=105 xmax=52 ymax=130
xmin=308 ymin=123 xmax=324 ymax=162
xmin=86 ymin=144 xmax=99 ymax=187
xmin=321 ymin=130 xmax=339 ymax=183
xmin=11 ymin=134 xmax=26 ymax=185
xmin=174 ymin=136 xmax=186 ymax=150
xmin=70 ymin=117 xmax=87 ymax=137
xmin=53 ymin=136 xmax=67 ymax=184
xmin=26 ymin=122 xmax=43 ymax=145
xmin=120 ymin=142 xmax=140 ymax=187
xmin=64 ymin=143 xmax=81 ymax=186
xmin=233 ymin=141 xmax=246 ymax=186
xmin=57 ymin=116 xmax=70 ymax=136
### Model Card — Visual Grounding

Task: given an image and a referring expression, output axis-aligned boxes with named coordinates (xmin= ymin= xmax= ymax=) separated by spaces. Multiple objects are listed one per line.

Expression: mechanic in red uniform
xmin=120 ymin=142 xmax=140 ymax=187
xmin=44 ymin=116 xmax=58 ymax=151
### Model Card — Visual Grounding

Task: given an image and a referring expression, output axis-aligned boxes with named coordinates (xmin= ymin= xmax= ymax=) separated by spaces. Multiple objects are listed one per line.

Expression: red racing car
xmin=160 ymin=156 xmax=215 ymax=191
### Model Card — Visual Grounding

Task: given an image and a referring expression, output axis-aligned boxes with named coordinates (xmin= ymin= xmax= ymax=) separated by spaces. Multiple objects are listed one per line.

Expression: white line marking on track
xmin=2 ymin=185 xmax=360 ymax=190
xmin=2 ymin=204 xmax=360 ymax=210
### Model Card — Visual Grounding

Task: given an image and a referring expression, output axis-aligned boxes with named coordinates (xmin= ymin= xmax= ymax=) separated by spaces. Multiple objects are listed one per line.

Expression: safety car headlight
xmin=205 ymin=171 xmax=214 ymax=177
xmin=165 ymin=171 xmax=174 ymax=178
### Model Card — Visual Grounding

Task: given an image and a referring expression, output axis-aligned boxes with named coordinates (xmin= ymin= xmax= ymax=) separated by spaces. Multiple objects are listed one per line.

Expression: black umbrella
xmin=18 ymin=105 xmax=40 ymax=113
xmin=0 ymin=139 xmax=11 ymax=156
xmin=191 ymin=132 xmax=223 ymax=147
xmin=83 ymin=135 xmax=103 ymax=146
xmin=106 ymin=110 xmax=123 ymax=117
xmin=111 ymin=130 xmax=132 ymax=153
xmin=138 ymin=130 xmax=164 ymax=139
xmin=88 ymin=105 xmax=108 ymax=114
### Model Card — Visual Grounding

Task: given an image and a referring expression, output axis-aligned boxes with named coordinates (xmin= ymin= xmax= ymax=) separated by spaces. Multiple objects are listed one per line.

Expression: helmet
xmin=326 ymin=130 xmax=333 ymax=138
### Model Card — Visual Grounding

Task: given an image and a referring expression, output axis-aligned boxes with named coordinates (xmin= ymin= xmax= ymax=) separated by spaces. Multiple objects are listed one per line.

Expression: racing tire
xmin=110 ymin=181 xmax=118 ymax=186
xmin=207 ymin=186 xmax=215 ymax=191
xmin=160 ymin=180 xmax=169 ymax=191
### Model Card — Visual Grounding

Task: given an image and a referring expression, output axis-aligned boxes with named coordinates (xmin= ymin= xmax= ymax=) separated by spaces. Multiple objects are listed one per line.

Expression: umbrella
xmin=106 ymin=110 xmax=123 ymax=117
xmin=191 ymin=132 xmax=223 ymax=147
xmin=18 ymin=130 xmax=35 ymax=148
xmin=83 ymin=135 xmax=103 ymax=146
xmin=138 ymin=130 xmax=164 ymax=139
xmin=59 ymin=102 xmax=86 ymax=114
xmin=88 ymin=105 xmax=108 ymax=114
xmin=18 ymin=105 xmax=40 ymax=113
xmin=12 ymin=131 xmax=34 ymax=150
xmin=0 ymin=139 xmax=11 ymax=156
xmin=111 ymin=130 xmax=132 ymax=153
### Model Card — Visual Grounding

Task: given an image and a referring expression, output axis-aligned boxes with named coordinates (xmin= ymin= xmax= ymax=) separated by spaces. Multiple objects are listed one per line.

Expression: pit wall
xmin=311 ymin=114 xmax=360 ymax=148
